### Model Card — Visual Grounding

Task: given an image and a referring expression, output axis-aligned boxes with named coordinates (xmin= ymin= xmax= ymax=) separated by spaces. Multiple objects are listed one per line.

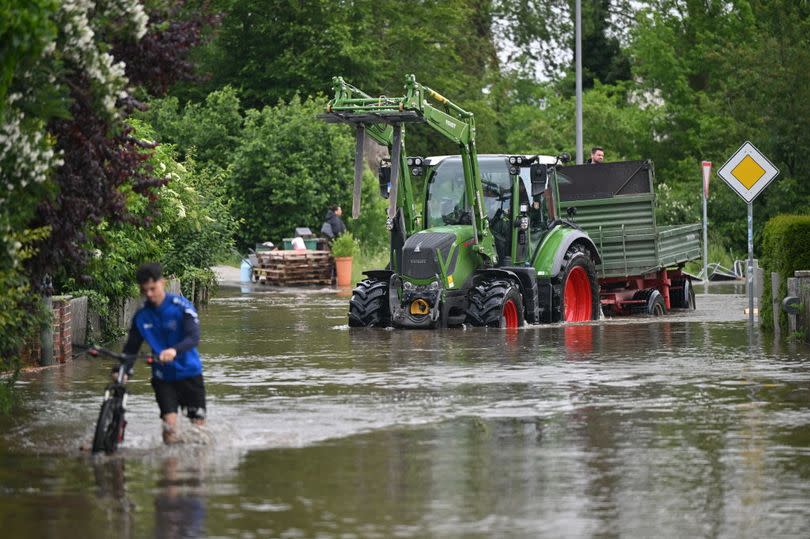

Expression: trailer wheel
xmin=670 ymin=278 xmax=695 ymax=310
xmin=553 ymin=245 xmax=600 ymax=322
xmin=632 ymin=289 xmax=666 ymax=316
xmin=466 ymin=279 xmax=525 ymax=328
xmin=348 ymin=278 xmax=391 ymax=327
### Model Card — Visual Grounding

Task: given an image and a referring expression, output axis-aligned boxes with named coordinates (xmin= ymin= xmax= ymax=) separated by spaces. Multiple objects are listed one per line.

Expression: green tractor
xmin=321 ymin=75 xmax=600 ymax=328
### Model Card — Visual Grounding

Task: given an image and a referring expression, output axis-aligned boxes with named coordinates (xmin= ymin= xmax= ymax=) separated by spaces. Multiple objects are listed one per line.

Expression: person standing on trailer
xmin=588 ymin=147 xmax=605 ymax=164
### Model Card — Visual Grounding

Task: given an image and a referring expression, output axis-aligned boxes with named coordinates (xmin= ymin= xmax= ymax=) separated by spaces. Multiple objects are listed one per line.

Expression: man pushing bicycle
xmin=120 ymin=263 xmax=207 ymax=444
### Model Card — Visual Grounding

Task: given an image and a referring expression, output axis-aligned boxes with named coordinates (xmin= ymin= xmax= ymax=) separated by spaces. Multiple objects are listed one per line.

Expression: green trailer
xmin=557 ymin=160 xmax=702 ymax=315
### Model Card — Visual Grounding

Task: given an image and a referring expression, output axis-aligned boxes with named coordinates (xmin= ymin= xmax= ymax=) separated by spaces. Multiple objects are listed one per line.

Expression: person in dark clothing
xmin=588 ymin=146 xmax=605 ymax=164
xmin=120 ymin=263 xmax=206 ymax=444
xmin=321 ymin=205 xmax=346 ymax=239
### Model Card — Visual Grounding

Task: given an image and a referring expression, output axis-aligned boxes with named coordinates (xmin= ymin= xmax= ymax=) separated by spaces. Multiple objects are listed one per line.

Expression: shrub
xmin=228 ymin=95 xmax=355 ymax=248
xmin=760 ymin=214 xmax=810 ymax=331
xmin=331 ymin=231 xmax=359 ymax=258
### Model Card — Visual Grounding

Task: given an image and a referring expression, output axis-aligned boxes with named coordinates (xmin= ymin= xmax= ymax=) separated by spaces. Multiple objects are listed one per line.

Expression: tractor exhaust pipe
xmin=352 ymin=125 xmax=365 ymax=219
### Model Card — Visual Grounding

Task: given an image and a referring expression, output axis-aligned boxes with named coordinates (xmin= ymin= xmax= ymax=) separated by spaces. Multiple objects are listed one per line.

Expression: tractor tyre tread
xmin=348 ymin=278 xmax=391 ymax=327
xmin=466 ymin=279 xmax=525 ymax=328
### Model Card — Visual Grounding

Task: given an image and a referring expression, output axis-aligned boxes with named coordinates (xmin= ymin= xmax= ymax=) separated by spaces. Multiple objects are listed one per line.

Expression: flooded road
xmin=2 ymin=285 xmax=810 ymax=538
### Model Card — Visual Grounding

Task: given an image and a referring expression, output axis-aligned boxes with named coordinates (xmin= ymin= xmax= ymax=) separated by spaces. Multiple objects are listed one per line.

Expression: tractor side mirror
xmin=558 ymin=152 xmax=571 ymax=164
xmin=530 ymin=163 xmax=546 ymax=196
xmin=378 ymin=165 xmax=391 ymax=199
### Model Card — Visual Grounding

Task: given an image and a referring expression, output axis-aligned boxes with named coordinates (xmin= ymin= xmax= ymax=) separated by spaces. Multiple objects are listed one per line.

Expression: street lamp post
xmin=575 ymin=0 xmax=583 ymax=164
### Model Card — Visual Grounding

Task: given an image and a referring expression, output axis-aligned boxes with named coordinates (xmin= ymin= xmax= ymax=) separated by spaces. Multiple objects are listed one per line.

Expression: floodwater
xmin=1 ymin=283 xmax=809 ymax=538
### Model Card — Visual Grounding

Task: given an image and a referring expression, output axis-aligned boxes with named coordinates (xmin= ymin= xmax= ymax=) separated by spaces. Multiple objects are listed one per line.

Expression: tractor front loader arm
xmin=321 ymin=75 xmax=496 ymax=265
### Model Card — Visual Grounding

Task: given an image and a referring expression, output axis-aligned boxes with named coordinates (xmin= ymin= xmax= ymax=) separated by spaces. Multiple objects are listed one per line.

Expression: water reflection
xmin=154 ymin=457 xmax=206 ymax=539
xmin=1 ymin=287 xmax=810 ymax=537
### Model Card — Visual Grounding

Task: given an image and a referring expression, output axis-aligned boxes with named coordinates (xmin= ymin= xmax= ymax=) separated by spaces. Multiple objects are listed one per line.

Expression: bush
xmin=0 ymin=226 xmax=50 ymax=411
xmin=760 ymin=214 xmax=810 ymax=331
xmin=228 ymin=95 xmax=355 ymax=248
xmin=331 ymin=231 xmax=359 ymax=258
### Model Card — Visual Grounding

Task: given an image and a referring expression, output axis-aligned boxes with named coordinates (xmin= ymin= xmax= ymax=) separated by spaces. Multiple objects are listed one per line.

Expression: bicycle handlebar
xmin=84 ymin=345 xmax=154 ymax=365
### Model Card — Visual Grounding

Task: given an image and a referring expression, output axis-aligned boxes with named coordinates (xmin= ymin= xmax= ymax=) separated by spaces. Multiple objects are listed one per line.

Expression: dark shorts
xmin=151 ymin=375 xmax=207 ymax=420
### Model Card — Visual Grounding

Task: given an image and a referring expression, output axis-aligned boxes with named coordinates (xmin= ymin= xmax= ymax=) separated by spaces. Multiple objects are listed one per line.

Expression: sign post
xmin=717 ymin=141 xmax=779 ymax=326
xmin=701 ymin=161 xmax=711 ymax=293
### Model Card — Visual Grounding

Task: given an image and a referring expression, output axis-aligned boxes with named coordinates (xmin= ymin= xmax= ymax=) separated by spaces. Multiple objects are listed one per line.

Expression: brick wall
xmin=52 ymin=296 xmax=72 ymax=363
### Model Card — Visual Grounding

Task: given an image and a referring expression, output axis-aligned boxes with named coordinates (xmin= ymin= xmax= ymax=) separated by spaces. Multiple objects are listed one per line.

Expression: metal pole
xmin=703 ymin=190 xmax=709 ymax=293
xmin=575 ymin=0 xmax=583 ymax=164
xmin=771 ymin=272 xmax=781 ymax=340
xmin=747 ymin=202 xmax=754 ymax=326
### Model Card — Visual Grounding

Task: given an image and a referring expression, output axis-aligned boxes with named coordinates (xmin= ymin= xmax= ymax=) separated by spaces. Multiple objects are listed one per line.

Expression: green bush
xmin=61 ymin=119 xmax=237 ymax=339
xmin=228 ymin=95 xmax=355 ymax=248
xmin=330 ymin=231 xmax=359 ymax=258
xmin=760 ymin=214 xmax=810 ymax=331
xmin=0 ymin=226 xmax=50 ymax=412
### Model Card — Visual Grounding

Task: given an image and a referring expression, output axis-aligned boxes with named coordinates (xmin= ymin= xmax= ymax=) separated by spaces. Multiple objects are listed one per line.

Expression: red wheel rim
xmin=564 ymin=266 xmax=592 ymax=322
xmin=503 ymin=299 xmax=519 ymax=328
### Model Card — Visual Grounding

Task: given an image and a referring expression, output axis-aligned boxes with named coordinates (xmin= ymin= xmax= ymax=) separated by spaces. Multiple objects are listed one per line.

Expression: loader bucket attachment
xmin=353 ymin=125 xmax=365 ymax=219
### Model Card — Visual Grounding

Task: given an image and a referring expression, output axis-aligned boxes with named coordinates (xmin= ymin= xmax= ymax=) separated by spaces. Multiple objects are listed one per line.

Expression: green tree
xmin=628 ymin=0 xmax=810 ymax=249
xmin=227 ymin=95 xmax=355 ymax=248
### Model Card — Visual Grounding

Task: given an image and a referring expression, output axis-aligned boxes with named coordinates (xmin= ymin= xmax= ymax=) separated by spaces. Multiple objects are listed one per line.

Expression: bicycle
xmin=84 ymin=346 xmax=154 ymax=455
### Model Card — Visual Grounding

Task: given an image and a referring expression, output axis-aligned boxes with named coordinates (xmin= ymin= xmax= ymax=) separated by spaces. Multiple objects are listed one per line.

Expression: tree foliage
xmin=228 ymin=96 xmax=355 ymax=248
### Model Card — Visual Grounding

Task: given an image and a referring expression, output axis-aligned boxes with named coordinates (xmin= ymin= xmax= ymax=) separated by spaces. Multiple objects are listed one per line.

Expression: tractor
xmin=321 ymin=75 xmax=601 ymax=328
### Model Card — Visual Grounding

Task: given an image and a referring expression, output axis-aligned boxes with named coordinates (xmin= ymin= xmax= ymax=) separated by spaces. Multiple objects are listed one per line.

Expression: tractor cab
xmin=421 ymin=154 xmax=562 ymax=267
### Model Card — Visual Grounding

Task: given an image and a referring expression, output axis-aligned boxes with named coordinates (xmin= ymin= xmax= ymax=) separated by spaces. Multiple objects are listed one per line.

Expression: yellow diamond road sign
xmin=717 ymin=141 xmax=779 ymax=203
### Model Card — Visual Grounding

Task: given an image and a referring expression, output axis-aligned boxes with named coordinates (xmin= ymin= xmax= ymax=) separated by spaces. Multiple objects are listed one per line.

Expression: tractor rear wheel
xmin=553 ymin=245 xmax=600 ymax=322
xmin=466 ymin=279 xmax=525 ymax=328
xmin=348 ymin=278 xmax=391 ymax=327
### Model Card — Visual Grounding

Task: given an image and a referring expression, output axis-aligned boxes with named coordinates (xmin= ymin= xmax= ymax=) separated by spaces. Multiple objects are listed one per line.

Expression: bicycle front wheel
xmin=92 ymin=398 xmax=122 ymax=454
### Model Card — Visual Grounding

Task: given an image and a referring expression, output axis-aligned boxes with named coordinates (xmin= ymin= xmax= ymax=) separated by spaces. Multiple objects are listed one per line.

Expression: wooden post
xmin=787 ymin=277 xmax=799 ymax=334
xmin=796 ymin=270 xmax=810 ymax=344
xmin=771 ymin=272 xmax=781 ymax=339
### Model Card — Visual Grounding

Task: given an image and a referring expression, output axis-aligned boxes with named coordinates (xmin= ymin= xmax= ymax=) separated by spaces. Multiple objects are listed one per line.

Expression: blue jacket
xmin=131 ymin=293 xmax=202 ymax=382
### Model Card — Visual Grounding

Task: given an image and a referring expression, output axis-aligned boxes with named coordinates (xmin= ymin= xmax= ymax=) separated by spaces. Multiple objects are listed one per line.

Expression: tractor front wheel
xmin=348 ymin=278 xmax=391 ymax=327
xmin=466 ymin=279 xmax=525 ymax=328
xmin=553 ymin=245 xmax=600 ymax=322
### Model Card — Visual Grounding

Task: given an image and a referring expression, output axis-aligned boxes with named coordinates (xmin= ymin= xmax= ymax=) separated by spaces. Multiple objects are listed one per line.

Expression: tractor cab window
xmin=426 ymin=157 xmax=514 ymax=229
xmin=426 ymin=159 xmax=468 ymax=227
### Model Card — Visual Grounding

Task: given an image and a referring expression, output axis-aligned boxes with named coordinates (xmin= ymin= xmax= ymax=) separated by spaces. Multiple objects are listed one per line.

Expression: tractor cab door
xmin=480 ymin=158 xmax=514 ymax=265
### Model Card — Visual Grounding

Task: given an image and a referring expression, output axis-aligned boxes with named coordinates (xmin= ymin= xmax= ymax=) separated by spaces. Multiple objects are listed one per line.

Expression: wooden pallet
xmin=253 ymin=250 xmax=334 ymax=286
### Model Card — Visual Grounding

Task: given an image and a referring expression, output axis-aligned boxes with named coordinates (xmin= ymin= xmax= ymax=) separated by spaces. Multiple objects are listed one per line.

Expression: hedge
xmin=760 ymin=214 xmax=810 ymax=331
